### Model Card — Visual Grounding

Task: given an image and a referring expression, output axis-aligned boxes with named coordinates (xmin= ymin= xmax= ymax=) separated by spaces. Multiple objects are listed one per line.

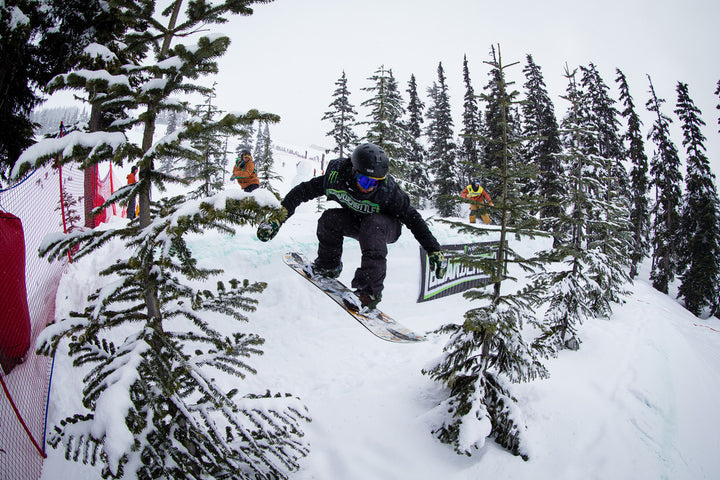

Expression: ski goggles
xmin=354 ymin=172 xmax=384 ymax=190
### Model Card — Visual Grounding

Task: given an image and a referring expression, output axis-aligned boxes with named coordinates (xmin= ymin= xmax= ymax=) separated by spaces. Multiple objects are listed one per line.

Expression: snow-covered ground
xmin=39 ymin=145 xmax=720 ymax=479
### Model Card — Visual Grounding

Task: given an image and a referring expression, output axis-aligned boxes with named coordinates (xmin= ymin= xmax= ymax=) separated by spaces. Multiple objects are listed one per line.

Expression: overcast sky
xmin=212 ymin=0 xmax=719 ymax=175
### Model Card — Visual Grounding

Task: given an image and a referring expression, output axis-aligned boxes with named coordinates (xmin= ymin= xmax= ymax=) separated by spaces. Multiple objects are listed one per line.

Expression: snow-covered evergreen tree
xmin=424 ymin=46 xmax=548 ymax=461
xmin=520 ymin=54 xmax=563 ymax=234
xmin=426 ymin=62 xmax=458 ymax=217
xmin=400 ymin=73 xmax=431 ymax=208
xmin=157 ymin=109 xmax=190 ymax=175
xmin=405 ymin=74 xmax=425 ymax=147
xmin=47 ymin=0 xmax=146 ymax=226
xmin=55 ymin=187 xmax=82 ymax=234
xmin=255 ymin=122 xmax=282 ymax=193
xmin=236 ymin=123 xmax=255 ymax=155
xmin=533 ymin=66 xmax=628 ymax=352
xmin=0 ymin=0 xmax=78 ymax=179
xmin=616 ymin=68 xmax=650 ymax=279
xmin=580 ymin=64 xmax=629 ymax=195
xmin=481 ymin=47 xmax=513 ymax=198
xmin=674 ymin=82 xmax=720 ymax=316
xmin=16 ymin=2 xmax=309 ymax=479
xmin=646 ymin=75 xmax=683 ymax=294
xmin=359 ymin=65 xmax=407 ymax=168
xmin=188 ymin=84 xmax=230 ymax=198
xmin=253 ymin=122 xmax=266 ymax=164
xmin=166 ymin=110 xmax=178 ymax=134
xmin=30 ymin=106 xmax=90 ymax=135
xmin=478 ymin=47 xmax=528 ymax=228
xmin=716 ymin=80 xmax=720 ymax=134
xmin=577 ymin=64 xmax=632 ymax=311
xmin=459 ymin=55 xmax=482 ymax=181
xmin=714 ymin=79 xmax=720 ymax=318
xmin=322 ymin=70 xmax=359 ymax=158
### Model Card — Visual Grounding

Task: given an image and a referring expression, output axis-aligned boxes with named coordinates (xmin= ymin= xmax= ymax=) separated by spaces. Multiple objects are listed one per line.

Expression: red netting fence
xmin=0 ymin=152 xmax=124 ymax=480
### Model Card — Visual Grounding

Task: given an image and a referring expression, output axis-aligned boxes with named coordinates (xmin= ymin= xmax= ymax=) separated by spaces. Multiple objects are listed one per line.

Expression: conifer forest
xmin=2 ymin=1 xmax=719 ymax=479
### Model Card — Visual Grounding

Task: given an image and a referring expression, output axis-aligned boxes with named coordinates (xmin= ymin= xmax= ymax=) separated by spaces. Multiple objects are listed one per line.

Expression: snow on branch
xmin=9 ymin=6 xmax=30 ymax=29
xmin=12 ymin=130 xmax=126 ymax=179
xmin=49 ymin=68 xmax=131 ymax=91
xmin=83 ymin=43 xmax=118 ymax=62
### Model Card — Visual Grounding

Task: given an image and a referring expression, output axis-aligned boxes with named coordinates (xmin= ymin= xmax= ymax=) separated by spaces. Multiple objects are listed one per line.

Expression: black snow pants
xmin=315 ymin=208 xmax=401 ymax=296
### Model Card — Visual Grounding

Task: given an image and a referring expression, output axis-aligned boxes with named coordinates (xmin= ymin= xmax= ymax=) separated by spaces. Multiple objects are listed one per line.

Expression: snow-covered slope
xmin=40 ymin=146 xmax=720 ymax=479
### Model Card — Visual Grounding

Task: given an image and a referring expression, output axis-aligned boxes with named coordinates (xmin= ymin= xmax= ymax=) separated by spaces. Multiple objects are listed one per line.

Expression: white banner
xmin=417 ymin=241 xmax=503 ymax=303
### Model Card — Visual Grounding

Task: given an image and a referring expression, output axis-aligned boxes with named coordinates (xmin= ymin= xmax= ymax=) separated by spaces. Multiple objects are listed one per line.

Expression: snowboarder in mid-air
xmin=257 ymin=143 xmax=447 ymax=309
xmin=460 ymin=177 xmax=494 ymax=224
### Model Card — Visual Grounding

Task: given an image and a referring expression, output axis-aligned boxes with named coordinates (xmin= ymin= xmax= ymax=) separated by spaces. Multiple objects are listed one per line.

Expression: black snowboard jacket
xmin=281 ymin=158 xmax=441 ymax=254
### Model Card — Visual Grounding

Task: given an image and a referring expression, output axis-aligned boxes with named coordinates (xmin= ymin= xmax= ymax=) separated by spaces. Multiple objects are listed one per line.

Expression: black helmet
xmin=471 ymin=177 xmax=480 ymax=185
xmin=239 ymin=149 xmax=251 ymax=157
xmin=351 ymin=143 xmax=388 ymax=179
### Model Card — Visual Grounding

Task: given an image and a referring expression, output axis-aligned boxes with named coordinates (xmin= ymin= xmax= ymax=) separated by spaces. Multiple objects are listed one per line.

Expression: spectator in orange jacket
xmin=231 ymin=149 xmax=260 ymax=192
xmin=460 ymin=177 xmax=493 ymax=224
xmin=126 ymin=166 xmax=138 ymax=220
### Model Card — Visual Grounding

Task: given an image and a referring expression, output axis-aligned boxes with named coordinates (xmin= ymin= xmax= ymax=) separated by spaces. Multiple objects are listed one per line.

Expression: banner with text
xmin=417 ymin=240 xmax=503 ymax=303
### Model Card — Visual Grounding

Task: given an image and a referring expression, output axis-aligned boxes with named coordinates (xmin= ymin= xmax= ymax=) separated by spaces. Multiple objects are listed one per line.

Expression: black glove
xmin=428 ymin=251 xmax=448 ymax=279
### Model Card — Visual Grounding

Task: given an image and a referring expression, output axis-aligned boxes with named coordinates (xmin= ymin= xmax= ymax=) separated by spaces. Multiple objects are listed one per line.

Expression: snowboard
xmin=283 ymin=252 xmax=426 ymax=343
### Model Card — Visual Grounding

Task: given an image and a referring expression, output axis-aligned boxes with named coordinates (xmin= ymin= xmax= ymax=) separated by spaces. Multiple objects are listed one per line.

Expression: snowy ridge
xmin=40 ymin=145 xmax=720 ymax=479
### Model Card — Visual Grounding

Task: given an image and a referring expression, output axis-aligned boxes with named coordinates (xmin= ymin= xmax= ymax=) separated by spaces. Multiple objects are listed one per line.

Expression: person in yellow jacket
xmin=231 ymin=149 xmax=260 ymax=192
xmin=460 ymin=177 xmax=493 ymax=224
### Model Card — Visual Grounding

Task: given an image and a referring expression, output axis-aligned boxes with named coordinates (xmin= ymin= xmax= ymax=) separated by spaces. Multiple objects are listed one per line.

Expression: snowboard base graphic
xmin=283 ymin=252 xmax=426 ymax=343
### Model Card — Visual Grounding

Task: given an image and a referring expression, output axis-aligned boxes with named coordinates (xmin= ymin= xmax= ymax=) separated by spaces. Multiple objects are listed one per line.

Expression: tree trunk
xmin=139 ymin=0 xmax=184 ymax=325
